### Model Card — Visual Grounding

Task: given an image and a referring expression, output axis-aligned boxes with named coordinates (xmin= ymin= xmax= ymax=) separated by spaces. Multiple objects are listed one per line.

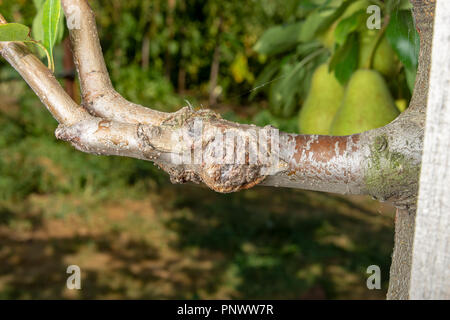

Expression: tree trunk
xmin=408 ymin=0 xmax=450 ymax=299
xmin=387 ymin=0 xmax=436 ymax=300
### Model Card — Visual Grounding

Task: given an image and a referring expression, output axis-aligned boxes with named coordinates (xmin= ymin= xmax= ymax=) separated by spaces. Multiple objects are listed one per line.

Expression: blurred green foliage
xmin=0 ymin=89 xmax=164 ymax=204
xmin=89 ymin=0 xmax=297 ymax=109
xmin=0 ymin=86 xmax=394 ymax=300
xmin=0 ymin=0 xmax=418 ymax=127
xmin=0 ymin=0 xmax=304 ymax=209
xmin=252 ymin=0 xmax=418 ymax=123
xmin=0 ymin=0 xmax=295 ymax=112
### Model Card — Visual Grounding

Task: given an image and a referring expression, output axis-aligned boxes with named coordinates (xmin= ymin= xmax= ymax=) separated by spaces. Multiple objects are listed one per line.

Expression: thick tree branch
xmin=408 ymin=0 xmax=435 ymax=116
xmin=61 ymin=0 xmax=168 ymax=125
xmin=387 ymin=0 xmax=436 ymax=300
xmin=0 ymin=0 xmax=438 ymax=301
xmin=0 ymin=0 xmax=431 ymax=209
xmin=56 ymin=0 xmax=374 ymax=195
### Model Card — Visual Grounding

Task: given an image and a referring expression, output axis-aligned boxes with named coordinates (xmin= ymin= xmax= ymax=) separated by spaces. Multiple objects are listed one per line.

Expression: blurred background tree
xmin=0 ymin=0 xmax=418 ymax=299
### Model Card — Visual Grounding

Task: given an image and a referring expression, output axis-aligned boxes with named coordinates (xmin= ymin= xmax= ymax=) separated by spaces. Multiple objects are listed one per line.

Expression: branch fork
xmin=0 ymin=0 xmax=433 ymax=208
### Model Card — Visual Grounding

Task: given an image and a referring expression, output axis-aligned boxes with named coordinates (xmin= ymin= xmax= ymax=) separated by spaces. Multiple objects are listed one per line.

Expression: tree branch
xmin=0 ymin=14 xmax=86 ymax=124
xmin=387 ymin=0 xmax=436 ymax=300
xmin=0 ymin=0 xmax=431 ymax=210
xmin=61 ymin=0 xmax=168 ymax=125
xmin=57 ymin=0 xmax=373 ymax=195
xmin=406 ymin=0 xmax=435 ymax=118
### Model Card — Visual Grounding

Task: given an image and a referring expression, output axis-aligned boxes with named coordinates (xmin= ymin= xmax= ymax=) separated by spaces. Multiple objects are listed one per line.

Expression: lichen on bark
xmin=364 ymin=127 xmax=422 ymax=210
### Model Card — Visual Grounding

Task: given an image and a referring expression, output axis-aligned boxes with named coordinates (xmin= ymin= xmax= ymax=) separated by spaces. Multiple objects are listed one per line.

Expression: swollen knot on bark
xmin=162 ymin=163 xmax=267 ymax=193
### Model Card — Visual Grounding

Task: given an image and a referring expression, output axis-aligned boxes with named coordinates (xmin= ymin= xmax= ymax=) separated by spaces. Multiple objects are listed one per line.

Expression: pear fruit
xmin=395 ymin=99 xmax=408 ymax=112
xmin=318 ymin=21 xmax=339 ymax=50
xmin=359 ymin=30 xmax=398 ymax=77
xmin=298 ymin=64 xmax=345 ymax=135
xmin=330 ymin=69 xmax=399 ymax=135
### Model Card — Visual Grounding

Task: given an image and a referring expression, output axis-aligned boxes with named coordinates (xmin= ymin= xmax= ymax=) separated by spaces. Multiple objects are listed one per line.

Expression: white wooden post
xmin=410 ymin=0 xmax=450 ymax=299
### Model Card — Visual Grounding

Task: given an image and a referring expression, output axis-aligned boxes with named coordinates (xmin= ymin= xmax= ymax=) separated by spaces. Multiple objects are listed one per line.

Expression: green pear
xmin=330 ymin=69 xmax=399 ymax=135
xmin=359 ymin=30 xmax=398 ymax=77
xmin=395 ymin=99 xmax=408 ymax=112
xmin=298 ymin=64 xmax=345 ymax=135
xmin=318 ymin=20 xmax=339 ymax=50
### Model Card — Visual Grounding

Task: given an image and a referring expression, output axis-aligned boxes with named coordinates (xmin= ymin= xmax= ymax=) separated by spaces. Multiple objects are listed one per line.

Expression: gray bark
xmin=409 ymin=0 xmax=450 ymax=299
xmin=387 ymin=0 xmax=436 ymax=300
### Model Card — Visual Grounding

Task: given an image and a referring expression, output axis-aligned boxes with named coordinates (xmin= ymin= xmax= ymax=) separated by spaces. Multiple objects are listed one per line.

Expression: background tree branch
xmin=61 ymin=0 xmax=168 ymax=126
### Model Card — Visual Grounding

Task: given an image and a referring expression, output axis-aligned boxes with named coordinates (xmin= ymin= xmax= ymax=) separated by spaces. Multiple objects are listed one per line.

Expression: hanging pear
xmin=298 ymin=64 xmax=344 ymax=135
xmin=359 ymin=29 xmax=398 ymax=77
xmin=330 ymin=69 xmax=399 ymax=135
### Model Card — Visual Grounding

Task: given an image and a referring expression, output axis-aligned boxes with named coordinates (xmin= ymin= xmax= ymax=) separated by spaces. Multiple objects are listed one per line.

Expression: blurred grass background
xmin=0 ymin=0 xmax=395 ymax=299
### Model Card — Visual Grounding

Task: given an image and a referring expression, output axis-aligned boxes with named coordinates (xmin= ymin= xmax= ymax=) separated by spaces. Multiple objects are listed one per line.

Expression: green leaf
xmin=33 ymin=0 xmax=46 ymax=9
xmin=295 ymin=41 xmax=322 ymax=56
xmin=57 ymin=14 xmax=65 ymax=43
xmin=253 ymin=110 xmax=299 ymax=134
xmin=299 ymin=0 xmax=351 ymax=43
xmin=334 ymin=9 xmax=365 ymax=46
xmin=42 ymin=0 xmax=63 ymax=72
xmin=386 ymin=0 xmax=413 ymax=14
xmin=251 ymin=43 xmax=325 ymax=102
xmin=249 ymin=59 xmax=281 ymax=100
xmin=269 ymin=58 xmax=302 ymax=118
xmin=32 ymin=7 xmax=45 ymax=57
xmin=386 ymin=10 xmax=419 ymax=94
xmin=329 ymin=32 xmax=359 ymax=84
xmin=0 ymin=23 xmax=31 ymax=42
xmin=405 ymin=66 xmax=416 ymax=94
xmin=398 ymin=0 xmax=413 ymax=10
xmin=386 ymin=10 xmax=420 ymax=71
xmin=269 ymin=49 xmax=328 ymax=117
xmin=296 ymin=0 xmax=323 ymax=19
xmin=0 ymin=23 xmax=53 ymax=70
xmin=253 ymin=22 xmax=303 ymax=56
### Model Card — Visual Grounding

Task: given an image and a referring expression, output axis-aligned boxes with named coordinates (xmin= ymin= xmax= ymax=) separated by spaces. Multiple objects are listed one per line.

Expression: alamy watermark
xmin=366 ymin=5 xmax=382 ymax=30
xmin=169 ymin=118 xmax=282 ymax=176
xmin=66 ymin=265 xmax=81 ymax=290
xmin=366 ymin=265 xmax=381 ymax=290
